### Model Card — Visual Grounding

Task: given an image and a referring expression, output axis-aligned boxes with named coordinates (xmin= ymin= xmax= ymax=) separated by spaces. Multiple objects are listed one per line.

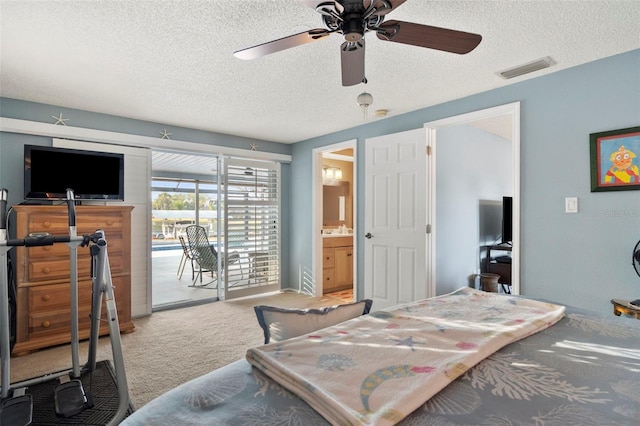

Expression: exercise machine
xmin=0 ymin=188 xmax=130 ymax=426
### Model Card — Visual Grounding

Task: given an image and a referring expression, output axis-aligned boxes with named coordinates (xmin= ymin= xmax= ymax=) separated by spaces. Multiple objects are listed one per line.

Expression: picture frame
xmin=590 ymin=126 xmax=640 ymax=192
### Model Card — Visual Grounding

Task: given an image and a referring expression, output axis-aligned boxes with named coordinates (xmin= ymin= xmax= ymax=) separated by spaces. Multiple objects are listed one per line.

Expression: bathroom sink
xmin=322 ymin=233 xmax=353 ymax=238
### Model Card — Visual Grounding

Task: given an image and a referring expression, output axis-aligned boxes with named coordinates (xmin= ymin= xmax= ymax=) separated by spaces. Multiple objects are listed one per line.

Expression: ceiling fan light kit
xmin=234 ymin=0 xmax=482 ymax=87
xmin=356 ymin=91 xmax=373 ymax=119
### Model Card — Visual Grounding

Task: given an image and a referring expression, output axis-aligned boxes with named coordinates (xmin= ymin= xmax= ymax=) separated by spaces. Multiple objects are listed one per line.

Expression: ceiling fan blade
xmin=376 ymin=20 xmax=482 ymax=54
xmin=234 ymin=29 xmax=331 ymax=60
xmin=341 ymin=39 xmax=365 ymax=86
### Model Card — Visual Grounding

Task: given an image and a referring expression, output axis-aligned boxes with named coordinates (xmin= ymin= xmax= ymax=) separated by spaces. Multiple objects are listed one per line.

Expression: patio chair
xmin=185 ymin=225 xmax=243 ymax=287
xmin=177 ymin=235 xmax=195 ymax=280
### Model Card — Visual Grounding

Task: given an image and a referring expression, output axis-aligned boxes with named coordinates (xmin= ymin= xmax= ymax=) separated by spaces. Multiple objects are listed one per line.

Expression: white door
xmin=364 ymin=129 xmax=428 ymax=309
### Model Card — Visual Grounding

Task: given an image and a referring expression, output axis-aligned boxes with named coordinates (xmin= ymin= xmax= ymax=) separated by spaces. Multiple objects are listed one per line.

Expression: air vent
xmin=498 ymin=56 xmax=556 ymax=80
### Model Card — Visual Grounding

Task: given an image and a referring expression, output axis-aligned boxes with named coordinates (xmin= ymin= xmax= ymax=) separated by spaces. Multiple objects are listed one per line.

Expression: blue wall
xmin=290 ymin=49 xmax=640 ymax=316
xmin=0 ymin=98 xmax=293 ymax=287
xmin=2 ymin=50 xmax=639 ymax=316
xmin=436 ymin=124 xmax=511 ymax=295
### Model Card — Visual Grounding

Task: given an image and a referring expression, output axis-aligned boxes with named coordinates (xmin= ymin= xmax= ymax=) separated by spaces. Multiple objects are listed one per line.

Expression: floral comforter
xmin=122 ymin=290 xmax=640 ymax=426
xmin=245 ymin=288 xmax=565 ymax=425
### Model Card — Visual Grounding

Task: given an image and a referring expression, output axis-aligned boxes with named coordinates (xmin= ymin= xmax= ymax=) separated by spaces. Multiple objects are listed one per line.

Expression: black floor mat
xmin=19 ymin=360 xmax=134 ymax=425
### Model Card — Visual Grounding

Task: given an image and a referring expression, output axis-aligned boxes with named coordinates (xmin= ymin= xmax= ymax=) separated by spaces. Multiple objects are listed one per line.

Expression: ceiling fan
xmin=234 ymin=0 xmax=482 ymax=86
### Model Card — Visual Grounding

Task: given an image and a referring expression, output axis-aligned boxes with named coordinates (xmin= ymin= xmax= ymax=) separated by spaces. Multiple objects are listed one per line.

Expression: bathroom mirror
xmin=323 ymin=182 xmax=350 ymax=226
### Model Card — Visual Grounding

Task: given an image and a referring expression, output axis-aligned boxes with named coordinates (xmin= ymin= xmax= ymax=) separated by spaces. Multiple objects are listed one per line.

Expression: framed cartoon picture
xmin=590 ymin=126 xmax=640 ymax=192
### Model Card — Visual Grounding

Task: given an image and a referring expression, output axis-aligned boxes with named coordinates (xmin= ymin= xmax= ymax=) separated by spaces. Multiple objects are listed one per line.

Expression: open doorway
xmin=426 ymin=102 xmax=520 ymax=296
xmin=313 ymin=140 xmax=357 ymax=302
xmin=150 ymin=151 xmax=222 ymax=311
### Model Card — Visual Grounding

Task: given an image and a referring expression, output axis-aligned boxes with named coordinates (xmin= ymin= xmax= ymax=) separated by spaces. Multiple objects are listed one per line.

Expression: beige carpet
xmin=8 ymin=291 xmax=347 ymax=409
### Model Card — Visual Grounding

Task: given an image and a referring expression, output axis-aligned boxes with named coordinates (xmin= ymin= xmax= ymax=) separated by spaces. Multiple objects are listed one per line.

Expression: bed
xmin=122 ymin=288 xmax=640 ymax=425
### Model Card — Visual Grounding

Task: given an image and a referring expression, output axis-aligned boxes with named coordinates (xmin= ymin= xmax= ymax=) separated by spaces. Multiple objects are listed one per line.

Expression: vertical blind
xmin=223 ymin=159 xmax=280 ymax=299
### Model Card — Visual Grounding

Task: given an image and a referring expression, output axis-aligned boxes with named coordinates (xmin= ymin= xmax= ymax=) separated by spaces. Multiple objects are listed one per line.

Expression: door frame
xmin=312 ymin=139 xmax=357 ymax=297
xmin=425 ymin=102 xmax=521 ymax=296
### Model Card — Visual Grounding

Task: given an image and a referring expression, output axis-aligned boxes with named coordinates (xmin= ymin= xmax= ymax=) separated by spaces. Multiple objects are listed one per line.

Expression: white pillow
xmin=254 ymin=299 xmax=373 ymax=344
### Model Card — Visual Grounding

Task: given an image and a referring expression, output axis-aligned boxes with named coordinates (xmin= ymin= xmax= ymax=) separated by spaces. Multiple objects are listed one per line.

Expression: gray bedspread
xmin=122 ymin=303 xmax=640 ymax=425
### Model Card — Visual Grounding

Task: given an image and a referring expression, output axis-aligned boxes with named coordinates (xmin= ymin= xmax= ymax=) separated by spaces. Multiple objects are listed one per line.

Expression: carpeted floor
xmin=8 ymin=291 xmax=347 ymax=410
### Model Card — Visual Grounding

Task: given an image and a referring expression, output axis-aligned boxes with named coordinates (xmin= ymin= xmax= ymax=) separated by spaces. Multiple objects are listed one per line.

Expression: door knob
xmin=365 ymin=233 xmax=372 ymax=239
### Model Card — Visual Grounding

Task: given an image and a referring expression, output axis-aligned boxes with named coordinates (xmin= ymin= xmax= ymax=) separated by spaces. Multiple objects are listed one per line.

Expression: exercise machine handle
xmin=66 ymin=188 xmax=76 ymax=229
xmin=0 ymin=188 xmax=7 ymax=234
xmin=0 ymin=188 xmax=83 ymax=248
xmin=4 ymin=234 xmax=72 ymax=247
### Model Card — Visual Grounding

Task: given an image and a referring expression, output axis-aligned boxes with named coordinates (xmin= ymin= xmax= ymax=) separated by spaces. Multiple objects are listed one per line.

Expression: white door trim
xmin=425 ymin=102 xmax=521 ymax=296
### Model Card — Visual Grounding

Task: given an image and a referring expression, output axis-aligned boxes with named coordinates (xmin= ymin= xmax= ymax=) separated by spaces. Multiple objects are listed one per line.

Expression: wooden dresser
xmin=322 ymin=236 xmax=353 ymax=294
xmin=12 ymin=205 xmax=135 ymax=356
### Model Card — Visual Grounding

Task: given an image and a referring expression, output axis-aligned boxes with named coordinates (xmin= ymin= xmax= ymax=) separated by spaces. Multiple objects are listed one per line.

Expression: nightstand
xmin=611 ymin=299 xmax=640 ymax=320
xmin=486 ymin=244 xmax=512 ymax=294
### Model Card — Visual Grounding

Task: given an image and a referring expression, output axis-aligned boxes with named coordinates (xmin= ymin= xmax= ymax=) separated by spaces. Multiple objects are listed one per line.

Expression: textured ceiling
xmin=1 ymin=1 xmax=639 ymax=144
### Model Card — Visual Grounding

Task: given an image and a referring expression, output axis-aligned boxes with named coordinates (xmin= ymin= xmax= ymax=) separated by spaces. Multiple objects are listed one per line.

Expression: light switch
xmin=565 ymin=197 xmax=578 ymax=213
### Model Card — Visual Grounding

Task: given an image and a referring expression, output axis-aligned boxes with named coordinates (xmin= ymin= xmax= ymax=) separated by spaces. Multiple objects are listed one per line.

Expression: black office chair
xmin=185 ymin=225 xmax=242 ymax=287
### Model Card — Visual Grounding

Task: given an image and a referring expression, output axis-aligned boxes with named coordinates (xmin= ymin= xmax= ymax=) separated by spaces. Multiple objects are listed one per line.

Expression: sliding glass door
xmin=223 ymin=158 xmax=280 ymax=299
xmin=151 ymin=153 xmax=281 ymax=306
xmin=151 ymin=177 xmax=220 ymax=308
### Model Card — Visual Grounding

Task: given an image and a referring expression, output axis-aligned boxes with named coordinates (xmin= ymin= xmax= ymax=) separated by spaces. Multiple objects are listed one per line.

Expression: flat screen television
xmin=502 ymin=196 xmax=513 ymax=244
xmin=24 ymin=144 xmax=125 ymax=201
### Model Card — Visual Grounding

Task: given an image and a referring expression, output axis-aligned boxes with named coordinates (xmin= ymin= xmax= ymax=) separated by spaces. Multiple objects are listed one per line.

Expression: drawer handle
xmin=41 ymin=295 xmax=50 ymax=302
xmin=326 ymin=277 xmax=330 ymax=281
xmin=106 ymin=220 xmax=113 ymax=226
xmin=325 ymin=257 xmax=330 ymax=260
xmin=43 ymin=246 xmax=52 ymax=251
xmin=42 ymin=267 xmax=51 ymax=274
xmin=41 ymin=321 xmax=51 ymax=328
xmin=43 ymin=221 xmax=51 ymax=228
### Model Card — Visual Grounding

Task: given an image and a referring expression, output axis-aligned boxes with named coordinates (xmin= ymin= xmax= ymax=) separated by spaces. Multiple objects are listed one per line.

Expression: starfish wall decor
xmin=51 ymin=113 xmax=69 ymax=126
xmin=159 ymin=128 xmax=172 ymax=140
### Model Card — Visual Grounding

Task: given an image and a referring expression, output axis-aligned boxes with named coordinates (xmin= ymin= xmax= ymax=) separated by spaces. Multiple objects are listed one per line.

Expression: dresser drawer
xmin=29 ymin=276 xmax=126 ymax=312
xmin=26 ymin=212 xmax=125 ymax=235
xmin=27 ymin=253 xmax=124 ymax=282
xmin=28 ymin=305 xmax=125 ymax=339
xmin=28 ymin=278 xmax=127 ymax=338
xmin=27 ymin=235 xmax=123 ymax=258
xmin=28 ymin=307 xmax=90 ymax=337
xmin=30 ymin=280 xmax=91 ymax=312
